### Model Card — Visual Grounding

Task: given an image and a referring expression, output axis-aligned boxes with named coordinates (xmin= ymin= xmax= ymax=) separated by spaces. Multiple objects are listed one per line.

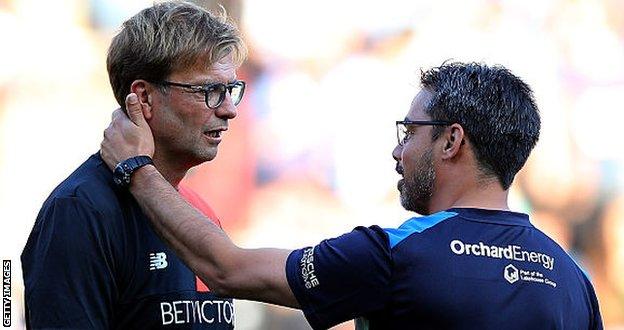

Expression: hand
xmin=101 ymin=93 xmax=155 ymax=170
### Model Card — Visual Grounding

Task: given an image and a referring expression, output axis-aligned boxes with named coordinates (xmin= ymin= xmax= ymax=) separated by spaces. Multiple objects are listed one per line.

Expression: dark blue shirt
xmin=22 ymin=154 xmax=234 ymax=329
xmin=286 ymin=208 xmax=602 ymax=329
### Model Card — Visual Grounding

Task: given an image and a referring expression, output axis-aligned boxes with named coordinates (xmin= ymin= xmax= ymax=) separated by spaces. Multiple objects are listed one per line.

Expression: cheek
xmin=167 ymin=92 xmax=207 ymax=121
xmin=401 ymin=146 xmax=418 ymax=175
xmin=150 ymin=106 xmax=189 ymax=139
xmin=179 ymin=97 xmax=211 ymax=122
xmin=172 ymin=105 xmax=209 ymax=129
xmin=401 ymin=141 xmax=421 ymax=162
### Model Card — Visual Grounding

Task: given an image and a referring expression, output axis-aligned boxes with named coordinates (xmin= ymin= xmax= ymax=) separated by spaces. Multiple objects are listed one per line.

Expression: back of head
xmin=107 ymin=1 xmax=246 ymax=109
xmin=421 ymin=62 xmax=541 ymax=190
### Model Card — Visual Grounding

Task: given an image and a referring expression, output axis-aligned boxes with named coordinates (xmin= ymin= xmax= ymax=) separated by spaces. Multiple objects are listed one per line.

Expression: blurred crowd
xmin=1 ymin=0 xmax=623 ymax=328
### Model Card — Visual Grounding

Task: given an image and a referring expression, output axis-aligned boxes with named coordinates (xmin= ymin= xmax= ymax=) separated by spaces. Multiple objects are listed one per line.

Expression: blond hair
xmin=107 ymin=1 xmax=246 ymax=107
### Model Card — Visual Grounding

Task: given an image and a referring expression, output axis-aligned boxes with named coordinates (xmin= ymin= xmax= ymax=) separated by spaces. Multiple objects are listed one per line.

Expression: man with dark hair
xmin=397 ymin=63 xmax=541 ymax=215
xmin=101 ymin=62 xmax=602 ymax=329
xmin=22 ymin=1 xmax=245 ymax=328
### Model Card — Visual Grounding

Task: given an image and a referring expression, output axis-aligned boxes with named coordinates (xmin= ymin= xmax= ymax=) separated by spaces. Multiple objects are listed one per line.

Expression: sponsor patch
xmin=450 ymin=239 xmax=555 ymax=271
xmin=300 ymin=248 xmax=320 ymax=289
xmin=504 ymin=264 xmax=557 ymax=288
xmin=160 ymin=299 xmax=234 ymax=325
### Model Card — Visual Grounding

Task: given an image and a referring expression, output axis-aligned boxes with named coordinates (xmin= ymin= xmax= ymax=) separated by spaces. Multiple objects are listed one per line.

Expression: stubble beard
xmin=159 ymin=101 xmax=218 ymax=167
xmin=154 ymin=133 xmax=217 ymax=173
xmin=400 ymin=148 xmax=435 ymax=215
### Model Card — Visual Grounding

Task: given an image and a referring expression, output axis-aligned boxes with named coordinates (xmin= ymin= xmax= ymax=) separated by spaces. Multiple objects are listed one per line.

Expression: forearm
xmin=129 ymin=165 xmax=298 ymax=307
xmin=130 ymin=165 xmax=232 ymax=280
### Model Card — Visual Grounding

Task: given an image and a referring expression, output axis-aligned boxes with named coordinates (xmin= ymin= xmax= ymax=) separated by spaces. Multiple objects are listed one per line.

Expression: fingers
xmin=99 ymin=93 xmax=156 ymax=171
xmin=101 ymin=123 xmax=118 ymax=170
xmin=125 ymin=93 xmax=147 ymax=127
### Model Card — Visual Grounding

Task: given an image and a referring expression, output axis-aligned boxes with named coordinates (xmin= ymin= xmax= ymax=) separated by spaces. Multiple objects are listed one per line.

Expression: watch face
xmin=113 ymin=163 xmax=130 ymax=187
xmin=113 ymin=156 xmax=153 ymax=188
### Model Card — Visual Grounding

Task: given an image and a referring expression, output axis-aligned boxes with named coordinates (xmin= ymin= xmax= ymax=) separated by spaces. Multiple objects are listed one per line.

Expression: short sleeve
xmin=21 ymin=197 xmax=117 ymax=329
xmin=285 ymin=225 xmax=393 ymax=330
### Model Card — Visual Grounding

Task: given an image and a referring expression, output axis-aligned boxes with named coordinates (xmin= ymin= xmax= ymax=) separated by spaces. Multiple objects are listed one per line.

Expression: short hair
xmin=107 ymin=1 xmax=247 ymax=108
xmin=421 ymin=62 xmax=541 ymax=190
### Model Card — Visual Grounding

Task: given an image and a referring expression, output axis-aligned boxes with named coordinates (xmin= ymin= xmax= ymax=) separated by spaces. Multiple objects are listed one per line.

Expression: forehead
xmin=407 ymin=89 xmax=433 ymax=120
xmin=171 ymin=53 xmax=238 ymax=83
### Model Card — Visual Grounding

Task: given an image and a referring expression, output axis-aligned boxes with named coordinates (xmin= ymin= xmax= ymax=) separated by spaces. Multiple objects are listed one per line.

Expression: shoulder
xmin=24 ymin=156 xmax=127 ymax=274
xmin=38 ymin=153 xmax=126 ymax=223
xmin=383 ymin=211 xmax=459 ymax=249
xmin=318 ymin=225 xmax=394 ymax=251
xmin=35 ymin=154 xmax=132 ymax=226
xmin=526 ymin=225 xmax=584 ymax=269
xmin=315 ymin=211 xmax=459 ymax=254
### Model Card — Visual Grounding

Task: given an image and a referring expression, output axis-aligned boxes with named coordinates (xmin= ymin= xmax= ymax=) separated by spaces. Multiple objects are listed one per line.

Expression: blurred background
xmin=1 ymin=0 xmax=623 ymax=328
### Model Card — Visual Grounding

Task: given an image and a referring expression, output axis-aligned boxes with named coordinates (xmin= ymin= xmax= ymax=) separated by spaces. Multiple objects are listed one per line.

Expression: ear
xmin=129 ymin=80 xmax=155 ymax=120
xmin=440 ymin=123 xmax=465 ymax=160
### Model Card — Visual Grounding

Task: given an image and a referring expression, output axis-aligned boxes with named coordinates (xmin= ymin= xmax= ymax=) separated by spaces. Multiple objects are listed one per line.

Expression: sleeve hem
xmin=285 ymin=249 xmax=325 ymax=329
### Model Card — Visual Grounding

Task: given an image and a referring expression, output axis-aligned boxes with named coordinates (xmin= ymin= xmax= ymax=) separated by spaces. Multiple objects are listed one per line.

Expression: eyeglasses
xmin=396 ymin=120 xmax=452 ymax=146
xmin=160 ymin=80 xmax=246 ymax=109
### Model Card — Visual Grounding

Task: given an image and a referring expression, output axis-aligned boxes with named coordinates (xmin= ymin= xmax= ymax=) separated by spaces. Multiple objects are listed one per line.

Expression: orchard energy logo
xmin=449 ymin=239 xmax=555 ymax=271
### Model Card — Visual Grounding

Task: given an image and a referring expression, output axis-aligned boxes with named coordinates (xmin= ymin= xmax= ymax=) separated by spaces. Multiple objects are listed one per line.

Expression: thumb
xmin=125 ymin=93 xmax=147 ymax=127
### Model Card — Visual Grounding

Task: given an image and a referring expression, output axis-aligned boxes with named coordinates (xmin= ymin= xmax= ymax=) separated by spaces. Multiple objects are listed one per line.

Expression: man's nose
xmin=215 ymin=95 xmax=237 ymax=119
xmin=392 ymin=144 xmax=402 ymax=162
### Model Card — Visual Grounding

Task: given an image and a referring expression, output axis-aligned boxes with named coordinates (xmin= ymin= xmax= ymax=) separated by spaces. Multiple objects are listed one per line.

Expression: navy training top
xmin=22 ymin=153 xmax=234 ymax=329
xmin=286 ymin=208 xmax=602 ymax=330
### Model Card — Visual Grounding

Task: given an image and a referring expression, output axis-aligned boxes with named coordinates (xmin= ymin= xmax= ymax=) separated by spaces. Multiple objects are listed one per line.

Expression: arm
xmin=131 ymin=165 xmax=296 ymax=305
xmin=22 ymin=198 xmax=116 ymax=328
xmin=101 ymin=94 xmax=298 ymax=307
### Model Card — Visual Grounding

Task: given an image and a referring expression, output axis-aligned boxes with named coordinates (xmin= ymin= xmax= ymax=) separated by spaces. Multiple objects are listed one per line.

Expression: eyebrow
xmin=187 ymin=76 xmax=237 ymax=85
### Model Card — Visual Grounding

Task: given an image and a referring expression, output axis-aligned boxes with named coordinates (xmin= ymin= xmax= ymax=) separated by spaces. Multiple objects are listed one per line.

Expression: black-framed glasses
xmin=396 ymin=120 xmax=452 ymax=146
xmin=160 ymin=80 xmax=246 ymax=109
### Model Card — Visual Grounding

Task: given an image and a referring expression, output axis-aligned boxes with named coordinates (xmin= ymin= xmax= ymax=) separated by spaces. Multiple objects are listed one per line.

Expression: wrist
xmin=112 ymin=155 xmax=154 ymax=188
xmin=129 ymin=164 xmax=159 ymax=189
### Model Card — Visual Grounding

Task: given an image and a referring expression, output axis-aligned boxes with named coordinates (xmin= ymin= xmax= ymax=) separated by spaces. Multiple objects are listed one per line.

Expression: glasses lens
xmin=206 ymin=85 xmax=226 ymax=108
xmin=230 ymin=82 xmax=245 ymax=106
xmin=397 ymin=123 xmax=407 ymax=145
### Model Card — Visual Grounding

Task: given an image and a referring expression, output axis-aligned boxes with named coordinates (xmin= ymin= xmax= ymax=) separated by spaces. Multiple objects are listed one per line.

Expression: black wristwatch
xmin=113 ymin=155 xmax=154 ymax=188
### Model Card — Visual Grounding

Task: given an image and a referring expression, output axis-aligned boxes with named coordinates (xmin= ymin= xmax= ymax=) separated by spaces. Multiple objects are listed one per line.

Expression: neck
xmin=448 ymin=183 xmax=510 ymax=211
xmin=428 ymin=175 xmax=510 ymax=214
xmin=152 ymin=152 xmax=189 ymax=188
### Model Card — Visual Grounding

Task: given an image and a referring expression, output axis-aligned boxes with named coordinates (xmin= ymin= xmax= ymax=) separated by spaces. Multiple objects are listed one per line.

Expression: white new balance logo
xmin=150 ymin=252 xmax=168 ymax=270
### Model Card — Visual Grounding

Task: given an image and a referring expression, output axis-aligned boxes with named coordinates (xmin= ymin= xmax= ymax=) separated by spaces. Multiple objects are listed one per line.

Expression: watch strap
xmin=125 ymin=155 xmax=153 ymax=169
xmin=113 ymin=155 xmax=154 ymax=188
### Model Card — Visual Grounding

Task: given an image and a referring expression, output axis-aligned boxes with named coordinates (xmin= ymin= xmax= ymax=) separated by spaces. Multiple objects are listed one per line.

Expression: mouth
xmin=396 ymin=163 xmax=404 ymax=191
xmin=203 ymin=127 xmax=227 ymax=142
xmin=395 ymin=163 xmax=404 ymax=176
